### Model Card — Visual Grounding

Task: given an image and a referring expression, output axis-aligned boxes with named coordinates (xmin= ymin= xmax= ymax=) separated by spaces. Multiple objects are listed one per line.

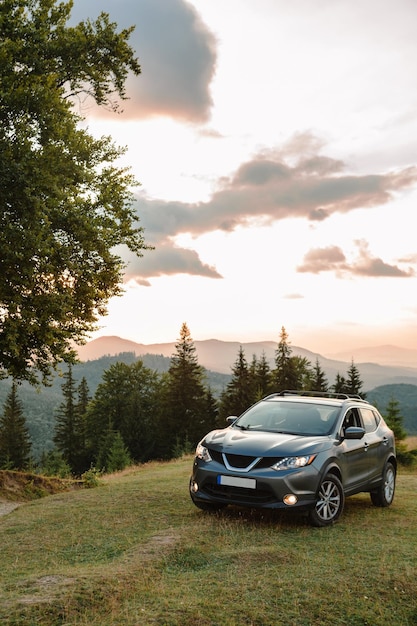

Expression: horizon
xmin=86 ymin=331 xmax=417 ymax=358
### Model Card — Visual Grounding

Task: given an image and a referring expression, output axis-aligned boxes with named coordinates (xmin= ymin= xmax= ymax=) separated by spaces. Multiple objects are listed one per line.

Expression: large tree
xmin=0 ymin=0 xmax=149 ymax=383
xmin=160 ymin=323 xmax=209 ymax=456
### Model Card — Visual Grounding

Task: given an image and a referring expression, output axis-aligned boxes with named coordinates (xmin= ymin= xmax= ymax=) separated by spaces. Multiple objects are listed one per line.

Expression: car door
xmin=358 ymin=407 xmax=386 ymax=483
xmin=338 ymin=408 xmax=369 ymax=490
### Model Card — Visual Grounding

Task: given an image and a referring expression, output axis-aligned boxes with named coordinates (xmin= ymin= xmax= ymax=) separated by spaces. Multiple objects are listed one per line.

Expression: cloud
xmin=71 ymin=0 xmax=217 ymax=122
xmin=129 ymin=139 xmax=417 ymax=281
xmin=297 ymin=240 xmax=415 ymax=278
xmin=136 ymin=146 xmax=417 ymax=242
xmin=297 ymin=246 xmax=347 ymax=274
xmin=120 ymin=241 xmax=222 ymax=285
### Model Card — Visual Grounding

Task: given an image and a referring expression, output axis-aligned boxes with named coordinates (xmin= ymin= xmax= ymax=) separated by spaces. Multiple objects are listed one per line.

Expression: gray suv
xmin=189 ymin=391 xmax=396 ymax=526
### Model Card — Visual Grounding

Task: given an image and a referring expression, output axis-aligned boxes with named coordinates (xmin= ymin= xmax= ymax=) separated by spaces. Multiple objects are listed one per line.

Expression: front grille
xmin=209 ymin=449 xmax=283 ymax=470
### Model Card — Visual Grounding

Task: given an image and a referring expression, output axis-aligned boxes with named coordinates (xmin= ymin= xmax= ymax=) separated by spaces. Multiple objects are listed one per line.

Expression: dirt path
xmin=0 ymin=500 xmax=21 ymax=517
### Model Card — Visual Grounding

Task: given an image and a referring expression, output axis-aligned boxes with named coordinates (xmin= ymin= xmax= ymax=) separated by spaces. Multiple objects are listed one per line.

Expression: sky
xmin=70 ymin=0 xmax=417 ymax=354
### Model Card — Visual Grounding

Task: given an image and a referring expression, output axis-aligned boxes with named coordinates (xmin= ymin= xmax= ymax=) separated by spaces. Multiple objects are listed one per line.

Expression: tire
xmin=370 ymin=461 xmax=396 ymax=507
xmin=308 ymin=473 xmax=345 ymax=527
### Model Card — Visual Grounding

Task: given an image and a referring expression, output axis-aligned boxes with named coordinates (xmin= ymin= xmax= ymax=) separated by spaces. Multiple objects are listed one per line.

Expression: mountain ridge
xmin=76 ymin=336 xmax=417 ymax=390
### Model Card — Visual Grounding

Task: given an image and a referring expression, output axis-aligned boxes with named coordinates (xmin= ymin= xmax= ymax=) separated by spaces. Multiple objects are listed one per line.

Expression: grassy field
xmin=0 ymin=457 xmax=416 ymax=626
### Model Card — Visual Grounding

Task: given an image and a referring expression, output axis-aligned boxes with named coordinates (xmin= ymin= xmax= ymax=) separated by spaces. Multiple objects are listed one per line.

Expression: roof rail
xmin=264 ymin=390 xmax=367 ymax=401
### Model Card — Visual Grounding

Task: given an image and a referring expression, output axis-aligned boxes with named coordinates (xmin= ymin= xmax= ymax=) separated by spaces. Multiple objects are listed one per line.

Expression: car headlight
xmin=272 ymin=455 xmax=316 ymax=471
xmin=196 ymin=443 xmax=212 ymax=462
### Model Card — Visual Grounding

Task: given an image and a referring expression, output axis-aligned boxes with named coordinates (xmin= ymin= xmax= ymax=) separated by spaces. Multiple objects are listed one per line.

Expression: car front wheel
xmin=370 ymin=461 xmax=396 ymax=507
xmin=308 ymin=473 xmax=345 ymax=527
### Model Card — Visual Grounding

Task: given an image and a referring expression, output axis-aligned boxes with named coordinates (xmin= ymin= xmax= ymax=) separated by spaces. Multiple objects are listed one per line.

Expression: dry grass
xmin=405 ymin=435 xmax=417 ymax=450
xmin=0 ymin=457 xmax=416 ymax=625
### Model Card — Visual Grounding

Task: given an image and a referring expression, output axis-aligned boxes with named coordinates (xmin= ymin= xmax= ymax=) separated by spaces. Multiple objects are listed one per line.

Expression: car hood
xmin=203 ymin=427 xmax=332 ymax=457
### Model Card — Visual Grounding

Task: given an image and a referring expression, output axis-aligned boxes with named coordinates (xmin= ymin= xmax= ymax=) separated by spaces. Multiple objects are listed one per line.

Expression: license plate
xmin=217 ymin=475 xmax=256 ymax=489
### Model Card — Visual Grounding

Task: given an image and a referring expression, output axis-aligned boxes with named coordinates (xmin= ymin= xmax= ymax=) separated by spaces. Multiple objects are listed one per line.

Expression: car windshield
xmin=233 ymin=400 xmax=340 ymax=436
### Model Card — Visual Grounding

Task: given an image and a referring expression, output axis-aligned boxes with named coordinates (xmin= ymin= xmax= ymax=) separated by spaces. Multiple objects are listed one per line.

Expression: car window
xmin=360 ymin=407 xmax=378 ymax=433
xmin=341 ymin=408 xmax=361 ymax=435
xmin=234 ymin=401 xmax=339 ymax=435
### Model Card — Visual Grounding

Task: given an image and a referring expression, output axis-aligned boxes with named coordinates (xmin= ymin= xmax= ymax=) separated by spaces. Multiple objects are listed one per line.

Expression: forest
xmin=1 ymin=324 xmax=416 ymax=477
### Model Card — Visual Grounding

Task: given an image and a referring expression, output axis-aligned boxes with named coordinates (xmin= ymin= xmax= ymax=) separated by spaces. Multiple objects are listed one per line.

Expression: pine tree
xmin=160 ymin=323 xmax=208 ymax=456
xmin=74 ymin=377 xmax=91 ymax=474
xmin=310 ymin=358 xmax=329 ymax=392
xmin=253 ymin=352 xmax=273 ymax=399
xmin=54 ymin=365 xmax=86 ymax=475
xmin=272 ymin=327 xmax=299 ymax=390
xmin=345 ymin=360 xmax=365 ymax=397
xmin=219 ymin=346 xmax=254 ymax=419
xmin=384 ymin=397 xmax=407 ymax=443
xmin=333 ymin=373 xmax=348 ymax=394
xmin=106 ymin=432 xmax=132 ymax=473
xmin=0 ymin=381 xmax=32 ymax=469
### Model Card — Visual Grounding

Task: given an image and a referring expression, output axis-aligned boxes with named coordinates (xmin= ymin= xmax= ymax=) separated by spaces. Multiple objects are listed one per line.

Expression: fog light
xmin=191 ymin=481 xmax=199 ymax=493
xmin=283 ymin=494 xmax=298 ymax=506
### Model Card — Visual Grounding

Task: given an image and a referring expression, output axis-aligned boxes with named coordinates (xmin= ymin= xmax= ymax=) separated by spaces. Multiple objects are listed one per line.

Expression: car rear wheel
xmin=370 ymin=461 xmax=396 ymax=507
xmin=308 ymin=473 xmax=345 ymax=527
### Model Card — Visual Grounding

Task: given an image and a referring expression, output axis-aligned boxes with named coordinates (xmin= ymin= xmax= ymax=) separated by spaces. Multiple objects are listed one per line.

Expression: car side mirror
xmin=226 ymin=416 xmax=238 ymax=425
xmin=344 ymin=426 xmax=365 ymax=440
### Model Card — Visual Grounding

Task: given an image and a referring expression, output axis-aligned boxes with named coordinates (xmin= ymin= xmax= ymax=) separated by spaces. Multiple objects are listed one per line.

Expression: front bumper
xmin=190 ymin=457 xmax=320 ymax=511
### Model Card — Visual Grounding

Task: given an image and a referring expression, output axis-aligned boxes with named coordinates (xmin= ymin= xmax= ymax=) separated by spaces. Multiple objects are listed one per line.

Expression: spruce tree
xmin=160 ymin=323 xmax=208 ymax=456
xmin=333 ymin=373 xmax=348 ymax=394
xmin=252 ymin=352 xmax=273 ymax=399
xmin=345 ymin=360 xmax=365 ymax=397
xmin=310 ymin=358 xmax=329 ymax=392
xmin=219 ymin=346 xmax=254 ymax=419
xmin=74 ymin=377 xmax=91 ymax=474
xmin=105 ymin=431 xmax=132 ymax=473
xmin=384 ymin=397 xmax=407 ymax=443
xmin=54 ymin=364 xmax=86 ymax=475
xmin=272 ymin=327 xmax=299 ymax=390
xmin=0 ymin=381 xmax=32 ymax=469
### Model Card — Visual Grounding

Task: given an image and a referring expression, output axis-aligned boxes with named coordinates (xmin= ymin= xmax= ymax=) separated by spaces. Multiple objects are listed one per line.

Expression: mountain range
xmin=76 ymin=336 xmax=417 ymax=391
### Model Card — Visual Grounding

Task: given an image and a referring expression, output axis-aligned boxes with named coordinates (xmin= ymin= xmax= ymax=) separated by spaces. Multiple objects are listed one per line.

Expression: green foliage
xmin=159 ymin=323 xmax=216 ymax=456
xmin=1 ymin=325 xmax=416 ymax=471
xmin=53 ymin=365 xmax=90 ymax=475
xmin=96 ymin=430 xmax=131 ymax=473
xmin=39 ymin=449 xmax=71 ymax=478
xmin=86 ymin=360 xmax=161 ymax=464
xmin=366 ymin=384 xmax=417 ymax=434
xmin=0 ymin=0 xmax=149 ymax=384
xmin=0 ymin=381 xmax=32 ymax=469
xmin=81 ymin=466 xmax=102 ymax=488
xmin=273 ymin=326 xmax=300 ymax=390
xmin=383 ymin=396 xmax=407 ymax=442
xmin=219 ymin=346 xmax=254 ymax=420
xmin=310 ymin=358 xmax=329 ymax=392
